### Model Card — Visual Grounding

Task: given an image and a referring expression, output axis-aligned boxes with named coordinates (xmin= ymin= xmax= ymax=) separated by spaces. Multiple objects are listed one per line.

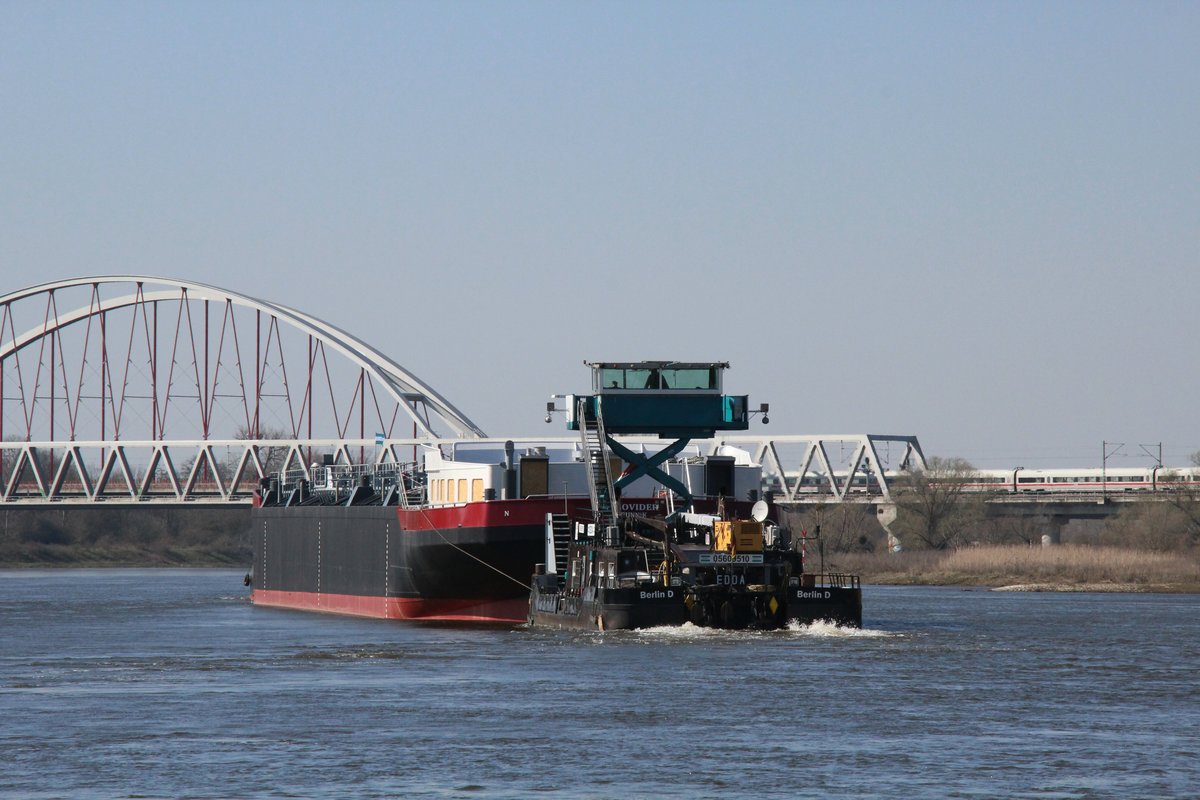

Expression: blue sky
xmin=3 ymin=1 xmax=1198 ymax=467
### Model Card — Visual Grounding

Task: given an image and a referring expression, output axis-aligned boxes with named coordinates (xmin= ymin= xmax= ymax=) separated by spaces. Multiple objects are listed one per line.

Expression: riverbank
xmin=5 ymin=519 xmax=1199 ymax=593
xmin=830 ymin=545 xmax=1200 ymax=593
xmin=0 ymin=506 xmax=252 ymax=568
xmin=0 ymin=545 xmax=250 ymax=568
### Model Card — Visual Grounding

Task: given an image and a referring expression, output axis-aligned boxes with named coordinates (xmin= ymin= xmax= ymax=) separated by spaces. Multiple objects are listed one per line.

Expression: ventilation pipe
xmin=502 ymin=440 xmax=517 ymax=500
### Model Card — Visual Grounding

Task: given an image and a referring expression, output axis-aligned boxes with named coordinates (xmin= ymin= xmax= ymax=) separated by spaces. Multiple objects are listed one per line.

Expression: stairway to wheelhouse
xmin=578 ymin=397 xmax=617 ymax=530
xmin=547 ymin=513 xmax=572 ymax=573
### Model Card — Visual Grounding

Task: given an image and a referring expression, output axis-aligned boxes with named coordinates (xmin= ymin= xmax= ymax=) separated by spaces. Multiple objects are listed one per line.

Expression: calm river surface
xmin=1 ymin=570 xmax=1197 ymax=799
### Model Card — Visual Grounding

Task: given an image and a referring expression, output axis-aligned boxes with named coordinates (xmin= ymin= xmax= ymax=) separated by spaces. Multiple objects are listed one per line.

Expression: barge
xmin=250 ymin=361 xmax=862 ymax=628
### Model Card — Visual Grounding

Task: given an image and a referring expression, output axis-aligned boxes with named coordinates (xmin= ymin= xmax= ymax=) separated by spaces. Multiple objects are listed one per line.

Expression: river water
xmin=1 ymin=569 xmax=1196 ymax=799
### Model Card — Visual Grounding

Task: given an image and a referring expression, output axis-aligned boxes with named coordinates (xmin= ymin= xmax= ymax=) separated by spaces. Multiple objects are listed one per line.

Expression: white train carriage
xmin=965 ymin=466 xmax=1200 ymax=493
xmin=770 ymin=466 xmax=1200 ymax=497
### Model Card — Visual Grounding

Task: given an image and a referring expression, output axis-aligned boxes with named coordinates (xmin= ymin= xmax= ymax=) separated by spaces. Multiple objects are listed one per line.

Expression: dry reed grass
xmin=829 ymin=545 xmax=1200 ymax=590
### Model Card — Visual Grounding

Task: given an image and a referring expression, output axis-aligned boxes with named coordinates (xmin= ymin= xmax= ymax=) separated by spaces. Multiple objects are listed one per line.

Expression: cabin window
xmin=603 ymin=368 xmax=624 ymax=389
xmin=596 ymin=365 xmax=721 ymax=391
xmin=625 ymin=367 xmax=654 ymax=389
xmin=618 ymin=552 xmax=647 ymax=575
xmin=458 ymin=479 xmax=467 ymax=502
xmin=472 ymin=479 xmax=484 ymax=502
xmin=661 ymin=367 xmax=716 ymax=390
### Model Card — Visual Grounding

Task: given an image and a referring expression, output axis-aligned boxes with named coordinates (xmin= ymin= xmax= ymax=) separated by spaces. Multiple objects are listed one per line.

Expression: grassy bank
xmin=827 ymin=545 xmax=1200 ymax=592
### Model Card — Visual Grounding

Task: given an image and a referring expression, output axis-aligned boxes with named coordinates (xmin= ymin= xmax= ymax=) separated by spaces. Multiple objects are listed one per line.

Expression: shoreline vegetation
xmin=4 ymin=527 xmax=1199 ymax=594
xmin=781 ymin=453 xmax=1200 ymax=595
xmin=3 ymin=505 xmax=1199 ymax=593
xmin=829 ymin=545 xmax=1200 ymax=593
xmin=0 ymin=507 xmax=252 ymax=569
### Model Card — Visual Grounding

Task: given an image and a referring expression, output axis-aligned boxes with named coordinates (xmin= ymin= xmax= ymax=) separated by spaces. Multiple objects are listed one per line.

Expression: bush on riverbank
xmin=0 ymin=507 xmax=253 ymax=566
xmin=831 ymin=545 xmax=1200 ymax=590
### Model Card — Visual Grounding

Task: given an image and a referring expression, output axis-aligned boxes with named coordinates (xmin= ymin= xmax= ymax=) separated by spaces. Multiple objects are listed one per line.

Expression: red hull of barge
xmin=251 ymin=589 xmax=529 ymax=623
xmin=251 ymin=498 xmax=594 ymax=625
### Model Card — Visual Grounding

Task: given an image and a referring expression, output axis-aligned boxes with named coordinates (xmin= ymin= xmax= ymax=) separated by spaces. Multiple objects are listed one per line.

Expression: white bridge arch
xmin=0 ymin=276 xmax=485 ymax=440
xmin=0 ymin=276 xmax=487 ymax=503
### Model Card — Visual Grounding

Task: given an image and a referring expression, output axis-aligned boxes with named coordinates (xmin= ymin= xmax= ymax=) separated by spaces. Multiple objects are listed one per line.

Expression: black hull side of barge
xmin=252 ymin=505 xmax=542 ymax=619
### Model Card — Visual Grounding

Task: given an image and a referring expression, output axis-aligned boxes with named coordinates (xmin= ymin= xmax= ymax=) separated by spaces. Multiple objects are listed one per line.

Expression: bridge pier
xmin=876 ymin=503 xmax=900 ymax=552
xmin=985 ymin=500 xmax=1122 ymax=546
xmin=1041 ymin=515 xmax=1067 ymax=547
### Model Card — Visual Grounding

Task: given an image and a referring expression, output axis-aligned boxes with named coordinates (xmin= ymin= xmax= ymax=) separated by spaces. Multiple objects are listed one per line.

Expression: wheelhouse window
xmin=600 ymin=368 xmax=625 ymax=389
xmin=661 ymin=367 xmax=717 ymax=390
xmin=625 ymin=367 xmax=654 ymax=389
xmin=592 ymin=363 xmax=724 ymax=391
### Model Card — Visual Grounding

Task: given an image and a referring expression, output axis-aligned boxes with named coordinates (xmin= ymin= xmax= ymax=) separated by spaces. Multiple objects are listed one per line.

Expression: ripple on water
xmin=2 ymin=574 xmax=1197 ymax=800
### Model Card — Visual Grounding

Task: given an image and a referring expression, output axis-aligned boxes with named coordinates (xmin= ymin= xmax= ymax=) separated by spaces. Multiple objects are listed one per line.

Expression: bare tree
xmin=1148 ymin=460 xmax=1200 ymax=549
xmin=1 ymin=437 xmax=54 ymax=494
xmin=890 ymin=456 xmax=987 ymax=550
xmin=234 ymin=424 xmax=292 ymax=477
xmin=974 ymin=512 xmax=1045 ymax=546
xmin=1100 ymin=501 xmax=1196 ymax=552
xmin=777 ymin=503 xmax=884 ymax=553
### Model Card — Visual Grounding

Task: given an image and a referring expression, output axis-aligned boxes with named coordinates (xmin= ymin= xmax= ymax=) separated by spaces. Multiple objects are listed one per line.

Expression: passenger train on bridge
xmin=959 ymin=467 xmax=1200 ymax=493
xmin=782 ymin=466 xmax=1200 ymax=495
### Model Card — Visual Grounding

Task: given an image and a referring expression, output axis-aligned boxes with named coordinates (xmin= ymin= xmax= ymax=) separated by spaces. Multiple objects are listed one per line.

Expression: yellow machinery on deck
xmin=713 ymin=520 xmax=764 ymax=555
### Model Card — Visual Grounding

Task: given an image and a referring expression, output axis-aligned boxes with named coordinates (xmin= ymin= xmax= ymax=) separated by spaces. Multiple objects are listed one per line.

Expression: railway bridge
xmin=0 ymin=276 xmax=934 ymax=510
xmin=0 ymin=276 xmax=1184 ymax=552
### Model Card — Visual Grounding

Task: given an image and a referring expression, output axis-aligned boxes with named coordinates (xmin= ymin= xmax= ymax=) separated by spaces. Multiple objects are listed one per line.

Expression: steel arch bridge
xmin=0 ymin=276 xmax=485 ymax=503
xmin=0 ymin=276 xmax=932 ymax=507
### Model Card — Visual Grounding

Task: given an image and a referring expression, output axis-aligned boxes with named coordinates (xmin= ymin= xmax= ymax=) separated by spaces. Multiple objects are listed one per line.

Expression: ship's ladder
xmin=578 ymin=396 xmax=618 ymax=529
xmin=544 ymin=513 xmax=573 ymax=574
xmin=646 ymin=547 xmax=667 ymax=575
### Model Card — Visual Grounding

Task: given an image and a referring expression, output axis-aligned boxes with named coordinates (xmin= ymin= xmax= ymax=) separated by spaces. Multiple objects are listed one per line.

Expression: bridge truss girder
xmin=709 ymin=434 xmax=928 ymax=503
xmin=0 ymin=434 xmax=929 ymax=506
xmin=0 ymin=438 xmax=444 ymax=504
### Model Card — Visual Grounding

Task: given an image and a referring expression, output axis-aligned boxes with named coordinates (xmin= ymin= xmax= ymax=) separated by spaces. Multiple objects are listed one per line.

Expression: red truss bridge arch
xmin=0 ymin=276 xmax=485 ymax=503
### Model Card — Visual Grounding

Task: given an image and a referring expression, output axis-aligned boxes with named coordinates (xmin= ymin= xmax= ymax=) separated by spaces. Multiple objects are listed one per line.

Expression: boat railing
xmin=273 ymin=461 xmax=425 ymax=506
xmin=819 ymin=572 xmax=860 ymax=589
xmin=275 ymin=467 xmax=309 ymax=493
xmin=800 ymin=572 xmax=860 ymax=589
